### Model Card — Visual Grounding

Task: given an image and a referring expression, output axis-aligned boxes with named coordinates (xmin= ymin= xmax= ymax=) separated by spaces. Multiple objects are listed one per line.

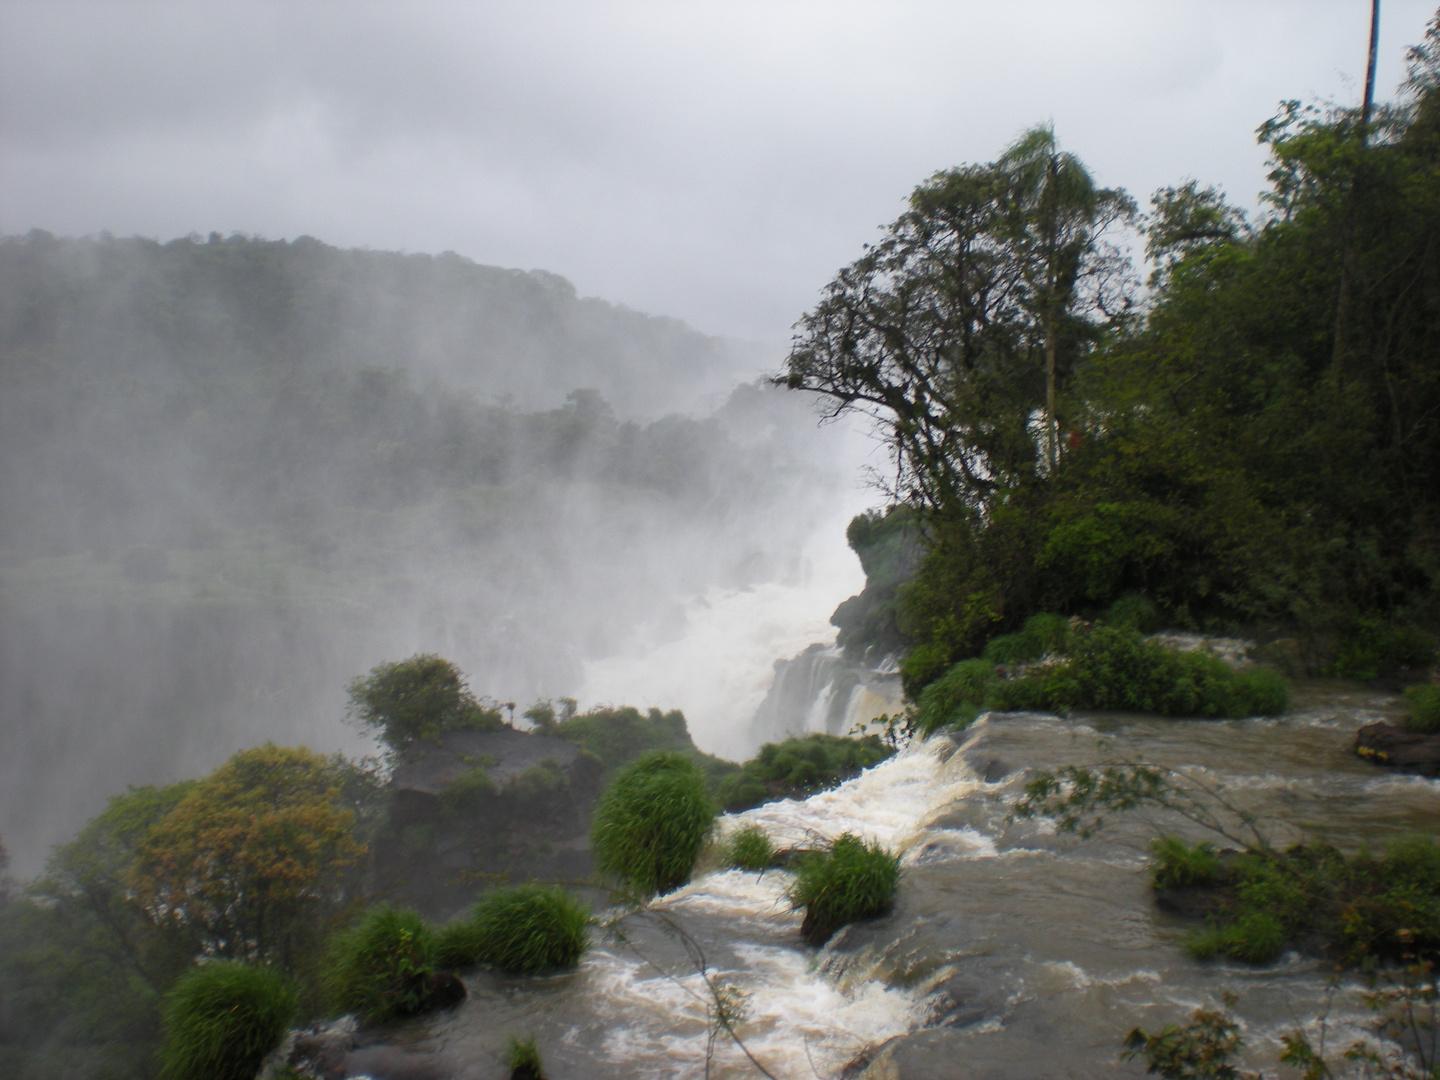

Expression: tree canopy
xmin=346 ymin=654 xmax=504 ymax=755
xmin=781 ymin=124 xmax=1133 ymax=514
xmin=791 ymin=15 xmax=1440 ymax=686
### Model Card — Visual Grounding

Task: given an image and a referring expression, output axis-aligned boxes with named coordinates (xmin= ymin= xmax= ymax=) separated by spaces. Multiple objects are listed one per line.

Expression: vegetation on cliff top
xmin=790 ymin=23 xmax=1440 ymax=689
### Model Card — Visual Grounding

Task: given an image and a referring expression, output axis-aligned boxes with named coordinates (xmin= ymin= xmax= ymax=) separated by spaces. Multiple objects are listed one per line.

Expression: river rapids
xmin=378 ymin=682 xmax=1434 ymax=1079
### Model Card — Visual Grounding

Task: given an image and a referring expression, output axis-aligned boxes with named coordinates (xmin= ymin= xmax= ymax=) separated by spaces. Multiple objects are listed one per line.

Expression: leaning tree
xmin=780 ymin=126 xmax=1134 ymax=515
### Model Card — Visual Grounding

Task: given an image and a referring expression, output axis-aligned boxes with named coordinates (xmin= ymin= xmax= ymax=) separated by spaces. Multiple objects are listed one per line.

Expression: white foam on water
xmin=727 ymin=739 xmax=983 ymax=858
xmin=567 ymin=746 xmax=983 ymax=1078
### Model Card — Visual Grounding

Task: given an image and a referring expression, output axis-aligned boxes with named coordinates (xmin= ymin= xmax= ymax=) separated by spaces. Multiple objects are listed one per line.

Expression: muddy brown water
xmin=365 ymin=684 xmax=1434 ymax=1079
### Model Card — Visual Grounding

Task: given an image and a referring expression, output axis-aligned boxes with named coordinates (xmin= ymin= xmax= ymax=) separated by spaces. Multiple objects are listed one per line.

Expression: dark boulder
xmin=1354 ymin=721 xmax=1440 ymax=777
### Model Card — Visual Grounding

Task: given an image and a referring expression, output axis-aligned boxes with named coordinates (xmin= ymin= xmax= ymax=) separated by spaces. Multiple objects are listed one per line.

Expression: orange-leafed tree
xmin=132 ymin=745 xmax=368 ymax=972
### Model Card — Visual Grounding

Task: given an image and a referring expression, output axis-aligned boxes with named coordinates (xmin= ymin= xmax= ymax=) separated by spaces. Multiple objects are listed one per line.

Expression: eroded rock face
xmin=1354 ymin=721 xmax=1440 ymax=777
xmin=373 ymin=727 xmax=604 ymax=918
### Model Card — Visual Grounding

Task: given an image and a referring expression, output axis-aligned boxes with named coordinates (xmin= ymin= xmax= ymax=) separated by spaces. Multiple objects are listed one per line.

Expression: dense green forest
xmin=790 ymin=18 xmax=1440 ymax=692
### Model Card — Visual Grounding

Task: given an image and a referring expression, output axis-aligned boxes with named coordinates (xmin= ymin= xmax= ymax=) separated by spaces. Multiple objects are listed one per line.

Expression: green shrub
xmin=1331 ymin=620 xmax=1436 ymax=681
xmin=724 ymin=824 xmax=777 ymax=871
xmin=713 ymin=772 xmax=769 ymax=812
xmin=1228 ymin=666 xmax=1291 ymax=717
xmin=324 ymin=905 xmax=438 ymax=1025
xmin=899 ymin=640 xmax=954 ymax=699
xmin=440 ymin=886 xmax=589 ymax=975
xmin=159 ymin=961 xmax=297 ymax=1080
xmin=913 ymin=658 xmax=994 ymax=735
xmin=507 ymin=1036 xmax=545 ymax=1080
xmin=1101 ymin=594 xmax=1163 ymax=634
xmin=346 ymin=654 xmax=503 ymax=755
xmin=502 ymin=759 xmax=568 ymax=802
xmin=713 ymin=734 xmax=893 ymax=812
xmin=591 ymin=752 xmax=718 ymax=896
xmin=1404 ymin=684 xmax=1440 ymax=734
xmin=788 ymin=833 xmax=901 ymax=946
xmin=985 ymin=626 xmax=1289 ymax=719
xmin=1149 ymin=836 xmax=1220 ymax=890
xmin=552 ymin=706 xmax=693 ymax=772
xmin=438 ymin=766 xmax=498 ymax=817
xmin=982 ymin=613 xmax=1073 ymax=664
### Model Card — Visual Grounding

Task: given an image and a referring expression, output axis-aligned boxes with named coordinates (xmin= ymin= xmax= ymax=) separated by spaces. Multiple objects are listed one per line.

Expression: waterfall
xmin=749 ymin=642 xmax=902 ymax=745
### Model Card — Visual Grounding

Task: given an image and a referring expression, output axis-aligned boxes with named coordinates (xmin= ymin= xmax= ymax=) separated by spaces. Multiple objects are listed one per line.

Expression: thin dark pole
xmin=1333 ymin=0 xmax=1382 ymax=368
xmin=1362 ymin=0 xmax=1381 ymax=141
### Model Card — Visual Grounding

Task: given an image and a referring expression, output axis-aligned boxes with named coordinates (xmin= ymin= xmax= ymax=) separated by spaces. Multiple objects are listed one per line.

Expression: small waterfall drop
xmin=749 ymin=643 xmax=902 ymax=745
xmin=414 ymin=685 xmax=1436 ymax=1079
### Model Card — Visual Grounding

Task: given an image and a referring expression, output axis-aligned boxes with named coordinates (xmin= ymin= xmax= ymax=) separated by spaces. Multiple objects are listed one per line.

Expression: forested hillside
xmin=0 ymin=234 xmax=839 ymax=874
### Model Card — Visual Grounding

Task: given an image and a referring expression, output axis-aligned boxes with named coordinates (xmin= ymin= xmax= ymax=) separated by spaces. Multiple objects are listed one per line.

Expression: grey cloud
xmin=2 ymin=0 xmax=1437 ymax=340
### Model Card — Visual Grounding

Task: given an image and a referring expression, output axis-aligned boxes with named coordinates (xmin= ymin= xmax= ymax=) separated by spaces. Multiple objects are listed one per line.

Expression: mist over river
xmin=0 ymin=232 xmax=880 ymax=876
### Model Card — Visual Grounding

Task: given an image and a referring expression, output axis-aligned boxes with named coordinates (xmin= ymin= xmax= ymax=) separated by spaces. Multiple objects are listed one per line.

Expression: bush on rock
xmin=591 ymin=752 xmax=717 ymax=897
xmin=788 ymin=833 xmax=900 ymax=946
xmin=159 ymin=961 xmax=297 ymax=1080
xmin=437 ymin=885 xmax=590 ymax=975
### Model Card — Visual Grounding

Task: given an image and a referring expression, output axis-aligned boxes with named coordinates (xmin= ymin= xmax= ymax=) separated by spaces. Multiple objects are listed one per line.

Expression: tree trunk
xmin=1045 ymin=320 xmax=1058 ymax=474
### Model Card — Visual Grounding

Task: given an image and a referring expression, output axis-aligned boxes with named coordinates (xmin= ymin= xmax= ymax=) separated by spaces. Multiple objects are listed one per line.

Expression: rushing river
xmin=393 ymin=683 xmax=1432 ymax=1079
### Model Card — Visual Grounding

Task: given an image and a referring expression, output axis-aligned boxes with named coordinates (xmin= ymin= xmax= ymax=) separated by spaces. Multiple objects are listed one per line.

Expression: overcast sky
xmin=2 ymin=1 xmax=1436 ymax=348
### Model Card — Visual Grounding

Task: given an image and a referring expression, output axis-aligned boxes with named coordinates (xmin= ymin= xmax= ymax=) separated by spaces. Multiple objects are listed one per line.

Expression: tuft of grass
xmin=441 ymin=885 xmax=589 ymax=975
xmin=1217 ymin=911 xmax=1286 ymax=964
xmin=591 ymin=752 xmax=717 ymax=897
xmin=323 ymin=905 xmax=438 ymax=1025
xmin=1149 ymin=836 xmax=1221 ymax=890
xmin=159 ymin=961 xmax=297 ymax=1080
xmin=788 ymin=833 xmax=901 ymax=946
xmin=724 ymin=824 xmax=777 ymax=871
xmin=507 ymin=1035 xmax=545 ymax=1080
xmin=1404 ymin=684 xmax=1440 ymax=734
xmin=912 ymin=658 xmax=994 ymax=736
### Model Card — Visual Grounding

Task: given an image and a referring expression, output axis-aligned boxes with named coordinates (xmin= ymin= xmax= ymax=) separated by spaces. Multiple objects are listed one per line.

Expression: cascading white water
xmin=426 ymin=737 xmax=981 ymax=1079
xmin=415 ymin=686 xmax=1438 ymax=1079
xmin=575 ymin=499 xmax=870 ymax=761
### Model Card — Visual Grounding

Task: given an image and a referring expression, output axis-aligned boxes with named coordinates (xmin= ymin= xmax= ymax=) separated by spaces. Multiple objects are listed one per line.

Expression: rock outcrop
xmin=1354 ymin=721 xmax=1440 ymax=777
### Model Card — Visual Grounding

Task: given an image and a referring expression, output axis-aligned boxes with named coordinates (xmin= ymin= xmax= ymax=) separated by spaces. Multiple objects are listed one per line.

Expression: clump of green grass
xmin=438 ymin=885 xmax=589 ymax=975
xmin=506 ymin=1036 xmax=545 ymax=1080
xmin=912 ymin=658 xmax=994 ymax=736
xmin=713 ymin=734 xmax=894 ymax=811
xmin=724 ymin=824 xmax=777 ymax=871
xmin=159 ymin=961 xmax=297 ymax=1080
xmin=982 ymin=613 xmax=1074 ymax=664
xmin=323 ymin=905 xmax=438 ymax=1025
xmin=788 ymin=833 xmax=901 ymax=946
xmin=988 ymin=625 xmax=1289 ymax=719
xmin=1100 ymin=594 xmax=1163 ymax=634
xmin=1167 ymin=836 xmax=1440 ymax=967
xmin=1404 ymin=684 xmax=1440 ymax=734
xmin=591 ymin=752 xmax=718 ymax=897
xmin=1149 ymin=836 xmax=1221 ymax=890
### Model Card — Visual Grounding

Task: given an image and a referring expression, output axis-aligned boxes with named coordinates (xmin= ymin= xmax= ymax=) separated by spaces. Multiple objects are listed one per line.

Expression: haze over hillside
xmin=0 ymin=231 xmax=868 ymax=874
